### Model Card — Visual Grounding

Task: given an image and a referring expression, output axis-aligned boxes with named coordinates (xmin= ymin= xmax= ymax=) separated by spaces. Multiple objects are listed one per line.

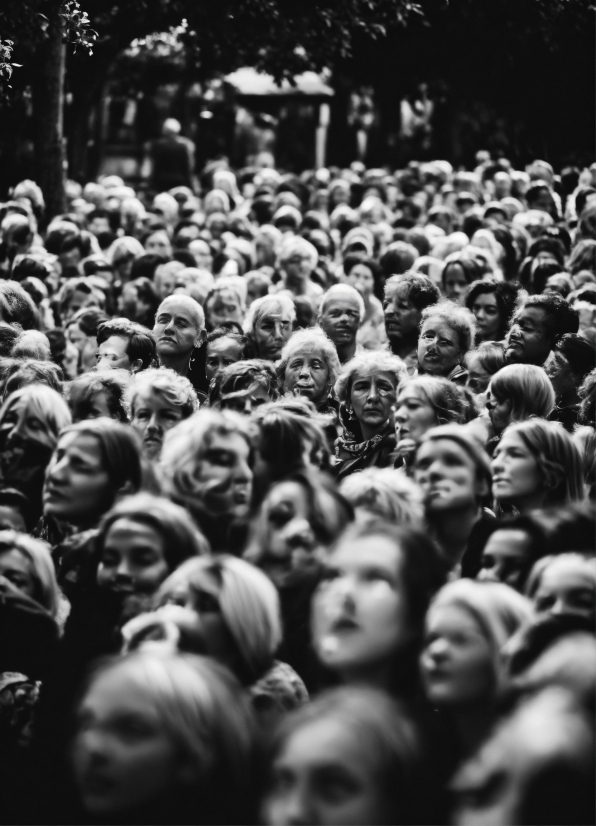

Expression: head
xmin=0 ymin=383 xmax=71 ymax=457
xmin=43 ymin=418 xmax=143 ymax=528
xmin=208 ymin=359 xmax=279 ymax=415
xmin=486 ymin=364 xmax=556 ymax=435
xmin=526 ymin=553 xmax=595 ymax=625
xmin=395 ymin=377 xmax=477 ymax=446
xmin=67 ymin=370 xmax=130 ymax=424
xmin=342 ymin=256 xmax=381 ymax=301
xmin=465 ymin=342 xmax=507 ymax=396
xmin=279 ymin=238 xmax=318 ymax=286
xmin=465 ymin=280 xmax=523 ymax=343
xmin=153 ymin=295 xmax=206 ymax=365
xmin=143 ymin=229 xmax=173 ymax=259
xmin=383 ymin=273 xmax=441 ymax=349
xmin=317 ymin=285 xmax=364 ymax=356
xmin=418 ymin=301 xmax=475 ymax=377
xmin=491 ymin=419 xmax=585 ymax=513
xmin=505 ymin=294 xmax=580 ymax=366
xmin=477 ymin=515 xmax=548 ymax=592
xmin=243 ymin=295 xmax=296 ymax=361
xmin=544 ymin=333 xmax=596 ymax=399
xmin=127 ymin=368 xmax=197 ymax=460
xmin=277 ymin=328 xmax=341 ymax=409
xmin=442 ymin=257 xmax=481 ymax=304
xmin=204 ymin=283 xmax=246 ymax=331
xmin=205 ymin=328 xmax=252 ymax=384
xmin=2 ymin=359 xmax=64 ymax=399
xmin=0 ymin=530 xmax=59 ymax=616
xmin=340 ymin=468 xmax=424 ymax=528
xmin=95 ymin=318 xmax=156 ymax=374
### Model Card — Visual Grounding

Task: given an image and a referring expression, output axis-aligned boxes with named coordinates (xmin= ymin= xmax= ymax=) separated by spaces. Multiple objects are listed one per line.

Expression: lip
xmin=330 ymin=617 xmax=359 ymax=632
xmin=233 ymin=490 xmax=249 ymax=504
xmin=492 ymin=477 xmax=509 ymax=485
xmin=44 ymin=483 xmax=66 ymax=500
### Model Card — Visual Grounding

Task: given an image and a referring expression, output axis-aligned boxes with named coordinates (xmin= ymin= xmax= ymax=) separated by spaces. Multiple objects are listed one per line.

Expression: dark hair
xmin=465 ymin=279 xmax=523 ymax=340
xmin=0 ymin=323 xmax=20 ymax=357
xmin=130 ymin=253 xmax=168 ymax=281
xmin=0 ymin=485 xmax=37 ymax=532
xmin=208 ymin=359 xmax=279 ymax=407
xmin=69 ymin=307 xmax=109 ymax=337
xmin=379 ymin=242 xmax=418 ymax=276
xmin=172 ymin=249 xmax=196 ymax=268
xmin=206 ymin=326 xmax=254 ymax=356
xmin=131 ymin=277 xmax=160 ymax=318
xmin=3 ymin=359 xmax=64 ymax=397
xmin=96 ymin=318 xmax=156 ymax=371
xmin=555 ymin=334 xmax=596 ymax=383
xmin=521 ymin=294 xmax=580 ymax=343
xmin=0 ymin=282 xmax=39 ymax=330
xmin=10 ymin=256 xmax=50 ymax=284
xmin=384 ymin=271 xmax=441 ymax=312
xmin=481 ymin=514 xmax=549 ymax=590
xmin=442 ymin=257 xmax=482 ymax=288
xmin=67 ymin=371 xmax=130 ymax=423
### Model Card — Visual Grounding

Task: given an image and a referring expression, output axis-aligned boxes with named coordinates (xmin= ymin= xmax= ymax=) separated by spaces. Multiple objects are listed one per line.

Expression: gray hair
xmin=277 ymin=328 xmax=342 ymax=390
xmin=335 ymin=350 xmax=408 ymax=403
xmin=420 ymin=299 xmax=476 ymax=354
xmin=318 ymin=283 xmax=365 ymax=322
xmin=243 ymin=294 xmax=296 ymax=336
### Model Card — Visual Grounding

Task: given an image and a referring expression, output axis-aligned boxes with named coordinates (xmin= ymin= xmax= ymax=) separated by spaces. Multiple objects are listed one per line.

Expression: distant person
xmin=142 ymin=119 xmax=196 ymax=193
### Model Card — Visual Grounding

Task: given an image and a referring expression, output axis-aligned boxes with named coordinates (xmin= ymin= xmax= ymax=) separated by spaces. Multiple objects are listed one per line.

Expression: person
xmin=160 ymin=408 xmax=253 ymax=552
xmin=464 ymin=341 xmax=506 ymax=396
xmin=243 ymin=295 xmax=295 ymax=362
xmin=476 ymin=514 xmax=548 ymax=592
xmin=491 ymin=419 xmax=585 ymax=514
xmin=465 ymin=279 xmax=523 ymax=343
xmin=208 ymin=359 xmax=279 ymax=414
xmin=153 ymin=294 xmax=207 ymax=392
xmin=341 ymin=255 xmax=386 ymax=350
xmin=317 ymin=284 xmax=364 ymax=365
xmin=127 ymin=367 xmax=198 ymax=460
xmin=95 ymin=317 xmax=156 ymax=374
xmin=545 ymin=333 xmax=596 ymax=431
xmin=204 ymin=282 xmax=246 ymax=331
xmin=504 ymin=293 xmax=579 ymax=366
xmin=0 ymin=385 xmax=71 ymax=523
xmin=262 ymin=687 xmax=424 ymax=826
xmin=66 ymin=370 xmax=130 ymax=423
xmin=205 ymin=327 xmax=253 ymax=384
xmin=143 ymin=118 xmax=196 ymax=192
xmin=339 ymin=467 xmax=425 ymax=527
xmin=417 ymin=300 xmax=476 ymax=384
xmin=525 ymin=553 xmax=595 ymax=625
xmin=0 ymin=485 xmax=35 ymax=532
xmin=383 ymin=272 xmax=440 ymax=371
xmin=394 ymin=376 xmax=477 ymax=470
xmin=71 ymin=651 xmax=256 ymax=824
xmin=334 ymin=351 xmax=408 ymax=480
xmin=421 ymin=580 xmax=532 ymax=767
xmin=276 ymin=328 xmax=341 ymax=413
xmin=312 ymin=519 xmax=446 ymax=698
xmin=485 ymin=364 xmax=556 ymax=448
xmin=0 ymin=529 xmax=60 ymax=618
xmin=117 ymin=277 xmax=160 ymax=327
xmin=66 ymin=307 xmax=109 ymax=374
xmin=442 ymin=256 xmax=482 ymax=304
xmin=275 ymin=237 xmax=323 ymax=300
xmin=1 ymin=358 xmax=64 ymax=399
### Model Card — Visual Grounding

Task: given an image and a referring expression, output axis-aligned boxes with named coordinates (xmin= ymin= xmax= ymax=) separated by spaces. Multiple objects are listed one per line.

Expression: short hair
xmin=0 ymin=383 xmax=71 ymax=438
xmin=335 ymin=350 xmax=408 ymax=404
xmin=0 ymin=323 xmax=20 ymax=357
xmin=206 ymin=326 xmax=253 ymax=357
xmin=11 ymin=330 xmax=51 ymax=361
xmin=2 ymin=359 xmax=64 ymax=397
xmin=67 ymin=370 xmax=130 ymax=423
xmin=156 ymin=555 xmax=281 ymax=685
xmin=480 ymin=514 xmax=549 ymax=589
xmin=242 ymin=294 xmax=296 ymax=336
xmin=417 ymin=424 xmax=492 ymax=496
xmin=126 ymin=367 xmax=198 ymax=419
xmin=383 ymin=272 xmax=440 ymax=311
xmin=68 ymin=307 xmax=109 ymax=338
xmin=318 ymin=283 xmax=365 ymax=321
xmin=156 ymin=294 xmax=205 ymax=331
xmin=489 ymin=364 xmax=556 ymax=422
xmin=340 ymin=468 xmax=425 ymax=527
xmin=0 ymin=486 xmax=36 ymax=532
xmin=568 ymin=239 xmax=596 ymax=275
xmin=0 ymin=281 xmax=39 ymax=330
xmin=519 ymin=293 xmax=580 ymax=343
xmin=208 ymin=359 xmax=279 ymax=407
xmin=278 ymin=237 xmax=318 ymax=269
xmin=465 ymin=279 xmax=525 ymax=339
xmin=506 ymin=419 xmax=585 ymax=507
xmin=525 ymin=553 xmax=596 ymax=602
xmin=420 ymin=300 xmax=476 ymax=354
xmin=398 ymin=376 xmax=478 ymax=425
xmin=465 ymin=341 xmax=506 ymax=376
xmin=555 ymin=334 xmax=596 ymax=383
xmin=96 ymin=318 xmax=156 ymax=371
xmin=0 ymin=530 xmax=60 ymax=617
xmin=379 ymin=242 xmax=419 ymax=276
xmin=277 ymin=328 xmax=341 ymax=391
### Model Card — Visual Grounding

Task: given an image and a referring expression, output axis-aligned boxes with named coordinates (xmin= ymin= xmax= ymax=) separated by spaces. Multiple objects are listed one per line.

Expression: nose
xmin=48 ymin=453 xmax=69 ymax=484
xmin=277 ymin=787 xmax=315 ymax=826
xmin=366 ymin=382 xmax=379 ymax=402
xmin=282 ymin=517 xmax=315 ymax=551
xmin=491 ymin=454 xmax=504 ymax=474
xmin=116 ymin=558 xmax=133 ymax=579
xmin=395 ymin=404 xmax=408 ymax=424
xmin=550 ymin=598 xmax=568 ymax=617
xmin=164 ymin=318 xmax=176 ymax=332
xmin=78 ymin=728 xmax=111 ymax=763
xmin=147 ymin=413 xmax=162 ymax=433
xmin=233 ymin=457 xmax=252 ymax=486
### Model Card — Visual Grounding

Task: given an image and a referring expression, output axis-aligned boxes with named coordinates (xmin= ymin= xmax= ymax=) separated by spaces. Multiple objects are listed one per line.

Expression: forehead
xmin=58 ymin=430 xmax=102 ymax=458
xmin=207 ymin=336 xmax=242 ymax=354
xmin=106 ymin=517 xmax=162 ymax=544
xmin=540 ymin=557 xmax=595 ymax=590
xmin=257 ymin=306 xmax=291 ymax=322
xmin=516 ymin=306 xmax=548 ymax=327
xmin=473 ymin=291 xmax=498 ymax=305
xmin=324 ymin=293 xmax=361 ymax=310
xmin=281 ymin=718 xmax=367 ymax=770
xmin=158 ymin=299 xmax=199 ymax=322
xmin=484 ymin=529 xmax=531 ymax=556
xmin=211 ymin=289 xmax=239 ymax=304
xmin=268 ymin=480 xmax=309 ymax=506
xmin=353 ymin=368 xmax=397 ymax=384
xmin=417 ymin=437 xmax=474 ymax=464
xmin=99 ymin=335 xmax=128 ymax=353
xmin=420 ymin=317 xmax=456 ymax=336
xmin=332 ymin=534 xmax=401 ymax=571
xmin=398 ymin=385 xmax=428 ymax=402
xmin=133 ymin=386 xmax=178 ymax=410
xmin=288 ymin=343 xmax=325 ymax=359
xmin=206 ymin=431 xmax=250 ymax=455
xmin=393 ymin=283 xmax=413 ymax=302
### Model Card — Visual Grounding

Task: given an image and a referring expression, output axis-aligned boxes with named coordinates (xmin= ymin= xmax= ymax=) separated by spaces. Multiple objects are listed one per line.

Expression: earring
xmin=189 ymin=346 xmax=198 ymax=369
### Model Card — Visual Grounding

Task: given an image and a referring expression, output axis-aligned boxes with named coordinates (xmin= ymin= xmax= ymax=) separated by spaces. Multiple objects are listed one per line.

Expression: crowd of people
xmin=0 ymin=150 xmax=594 ymax=825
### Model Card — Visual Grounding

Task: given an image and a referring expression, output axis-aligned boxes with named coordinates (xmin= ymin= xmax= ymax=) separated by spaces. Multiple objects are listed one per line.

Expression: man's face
xmin=384 ymin=284 xmax=421 ymax=344
xmin=318 ymin=294 xmax=361 ymax=349
xmin=88 ymin=216 xmax=110 ymax=236
xmin=505 ymin=307 xmax=552 ymax=366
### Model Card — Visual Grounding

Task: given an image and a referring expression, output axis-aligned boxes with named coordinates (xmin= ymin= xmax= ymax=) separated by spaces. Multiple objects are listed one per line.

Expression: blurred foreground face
xmin=195 ymin=432 xmax=252 ymax=520
xmin=533 ymin=555 xmax=595 ymax=624
xmin=0 ymin=548 xmax=36 ymax=599
xmin=263 ymin=717 xmax=391 ymax=826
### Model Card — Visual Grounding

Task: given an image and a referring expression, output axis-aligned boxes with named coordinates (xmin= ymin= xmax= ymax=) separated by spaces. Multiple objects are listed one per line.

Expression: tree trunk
xmin=32 ymin=23 xmax=66 ymax=223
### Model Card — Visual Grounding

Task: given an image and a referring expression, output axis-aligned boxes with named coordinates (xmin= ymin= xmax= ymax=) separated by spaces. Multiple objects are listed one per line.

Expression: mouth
xmin=330 ymin=616 xmax=359 ymax=633
xmin=233 ymin=490 xmax=249 ymax=504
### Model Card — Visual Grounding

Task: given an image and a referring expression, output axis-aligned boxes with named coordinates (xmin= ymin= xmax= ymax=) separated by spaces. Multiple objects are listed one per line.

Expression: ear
xmin=130 ymin=359 xmax=143 ymax=374
xmin=195 ymin=328 xmax=207 ymax=348
xmin=116 ymin=479 xmax=136 ymax=502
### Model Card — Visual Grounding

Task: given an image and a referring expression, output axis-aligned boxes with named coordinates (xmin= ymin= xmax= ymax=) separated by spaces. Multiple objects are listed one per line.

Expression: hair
xmin=68 ymin=307 xmax=109 ymax=338
xmin=489 ymin=364 xmax=556 ymax=423
xmin=398 ymin=375 xmax=478 ymax=426
xmin=380 ymin=242 xmax=419 ymax=276
xmin=2 ymin=359 xmax=64 ymax=398
xmin=206 ymin=326 xmax=253 ymax=358
xmin=578 ymin=368 xmax=596 ymax=427
xmin=554 ymin=334 xmax=596 ymax=383
xmin=96 ymin=318 xmax=156 ymax=371
xmin=465 ymin=341 xmax=506 ymax=376
xmin=442 ymin=256 xmax=482 ymax=288
xmin=267 ymin=687 xmax=424 ymax=824
xmin=126 ymin=367 xmax=198 ymax=419
xmin=0 ymin=383 xmax=71 ymax=437
xmin=420 ymin=300 xmax=476 ymax=355
xmin=278 ymin=237 xmax=318 ymax=269
xmin=335 ymin=350 xmax=408 ymax=404
xmin=318 ymin=283 xmax=365 ymax=321
xmin=340 ymin=468 xmax=425 ymax=527
xmin=11 ymin=330 xmax=51 ymax=361
xmin=525 ymin=553 xmax=596 ymax=605
xmin=343 ymin=254 xmax=382 ymax=293
xmin=0 ymin=530 xmax=60 ymax=617
xmin=427 ymin=579 xmax=532 ymax=693
xmin=568 ymin=239 xmax=596 ymax=275
xmin=518 ymin=294 xmax=580 ymax=344
xmin=277 ymin=328 xmax=341 ymax=395
xmin=418 ymin=424 xmax=493 ymax=499
xmin=66 ymin=370 xmax=130 ymax=423
xmin=0 ymin=323 xmax=20 ymax=357
xmin=480 ymin=513 xmax=549 ymax=589
xmin=208 ymin=359 xmax=279 ymax=407
xmin=0 ymin=281 xmax=39 ymax=330
xmin=242 ymin=295 xmax=296 ymax=337
xmin=156 ymin=555 xmax=281 ymax=685
xmin=505 ymin=419 xmax=585 ymax=507
xmin=156 ymin=294 xmax=205 ymax=331
xmin=77 ymin=652 xmax=256 ymax=824
xmin=465 ymin=279 xmax=524 ymax=340
xmin=383 ymin=272 xmax=441 ymax=312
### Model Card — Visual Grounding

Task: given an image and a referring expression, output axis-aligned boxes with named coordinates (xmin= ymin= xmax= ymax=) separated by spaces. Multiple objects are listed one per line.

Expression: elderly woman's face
xmin=205 ymin=336 xmax=245 ymax=383
xmin=284 ymin=347 xmax=330 ymax=406
xmin=253 ymin=307 xmax=293 ymax=361
xmin=418 ymin=318 xmax=463 ymax=377
xmin=153 ymin=298 xmax=203 ymax=361
xmin=350 ymin=369 xmax=398 ymax=436
xmin=131 ymin=388 xmax=185 ymax=460
xmin=206 ymin=289 xmax=244 ymax=330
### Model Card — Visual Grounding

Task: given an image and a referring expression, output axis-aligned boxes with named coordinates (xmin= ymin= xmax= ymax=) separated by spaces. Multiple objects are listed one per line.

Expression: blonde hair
xmin=0 ymin=530 xmax=60 ymax=617
xmin=489 ymin=364 xmax=556 ymax=423
xmin=126 ymin=367 xmax=198 ymax=419
xmin=277 ymin=328 xmax=341 ymax=392
xmin=340 ymin=468 xmax=425 ymax=527
xmin=0 ymin=383 xmax=71 ymax=438
xmin=242 ymin=294 xmax=296 ymax=336
xmin=335 ymin=350 xmax=408 ymax=403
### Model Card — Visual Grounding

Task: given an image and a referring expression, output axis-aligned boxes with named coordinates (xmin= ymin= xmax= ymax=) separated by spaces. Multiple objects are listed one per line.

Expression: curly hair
xmin=465 ymin=279 xmax=525 ymax=340
xmin=67 ymin=370 xmax=131 ymax=423
xmin=397 ymin=375 xmax=478 ymax=425
xmin=277 ymin=328 xmax=341 ymax=393
xmin=383 ymin=272 xmax=440 ymax=311
xmin=335 ymin=350 xmax=408 ymax=404
xmin=126 ymin=367 xmax=198 ymax=419
xmin=419 ymin=300 xmax=476 ymax=355
xmin=208 ymin=359 xmax=279 ymax=407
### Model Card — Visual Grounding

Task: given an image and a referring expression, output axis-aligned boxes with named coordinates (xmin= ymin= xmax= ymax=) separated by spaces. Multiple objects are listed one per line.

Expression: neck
xmin=336 ymin=339 xmax=357 ymax=364
xmin=159 ymin=350 xmax=191 ymax=376
xmin=360 ymin=419 xmax=389 ymax=442
xmin=339 ymin=660 xmax=395 ymax=693
xmin=430 ymin=505 xmax=482 ymax=567
xmin=450 ymin=702 xmax=495 ymax=759
xmin=510 ymin=489 xmax=548 ymax=515
xmin=389 ymin=331 xmax=418 ymax=359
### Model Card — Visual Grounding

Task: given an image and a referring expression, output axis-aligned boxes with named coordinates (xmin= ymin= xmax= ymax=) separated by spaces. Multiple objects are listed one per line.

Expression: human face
xmin=491 ymin=431 xmax=545 ymax=511
xmin=0 ymin=395 xmax=55 ymax=451
xmin=284 ymin=254 xmax=313 ymax=285
xmin=533 ymin=556 xmax=595 ymax=623
xmin=96 ymin=336 xmax=135 ymax=373
xmin=485 ymin=386 xmax=512 ymax=435
xmin=144 ymin=230 xmax=172 ymax=258
xmin=70 ymin=389 xmax=114 ymax=424
xmin=418 ymin=318 xmax=463 ymax=377
xmin=257 ymin=481 xmax=325 ymax=589
xmin=394 ymin=386 xmax=437 ymax=445
xmin=65 ymin=291 xmax=97 ymax=323
xmin=319 ymin=294 xmax=361 ymax=351
xmin=43 ymin=432 xmax=113 ymax=527
xmin=544 ymin=350 xmax=574 ymax=399
xmin=194 ymin=433 xmax=252 ymax=519
xmin=188 ymin=240 xmax=213 ymax=271
xmin=477 ymin=530 xmax=533 ymax=591
xmin=284 ymin=348 xmax=331 ymax=406
xmin=384 ymin=284 xmax=420 ymax=344
xmin=0 ymin=505 xmax=27 ymax=532
xmin=205 ymin=289 xmax=244 ymax=329
xmin=345 ymin=263 xmax=374 ymax=299
xmin=63 ymin=342 xmax=79 ymax=380
xmin=0 ymin=549 xmax=36 ymax=600
xmin=220 ymin=383 xmax=271 ymax=416
xmin=350 ymin=370 xmax=398 ymax=440
xmin=97 ymin=518 xmax=169 ymax=597
xmin=131 ymin=389 xmax=184 ymax=460
xmin=444 ymin=265 xmax=469 ymax=304
xmin=414 ymin=438 xmax=483 ymax=515
xmin=420 ymin=603 xmax=495 ymax=707
xmin=67 ymin=323 xmax=88 ymax=352
xmin=153 ymin=298 xmax=203 ymax=361
xmin=471 ymin=292 xmax=501 ymax=342
xmin=73 ymin=667 xmax=186 ymax=818
xmin=253 ymin=308 xmax=293 ymax=361
xmin=465 ymin=355 xmax=492 ymax=396
xmin=205 ymin=337 xmax=244 ymax=383
xmin=313 ymin=534 xmax=408 ymax=680
xmin=505 ymin=307 xmax=551 ymax=366
xmin=263 ymin=718 xmax=394 ymax=826
xmin=154 ymin=266 xmax=177 ymax=301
